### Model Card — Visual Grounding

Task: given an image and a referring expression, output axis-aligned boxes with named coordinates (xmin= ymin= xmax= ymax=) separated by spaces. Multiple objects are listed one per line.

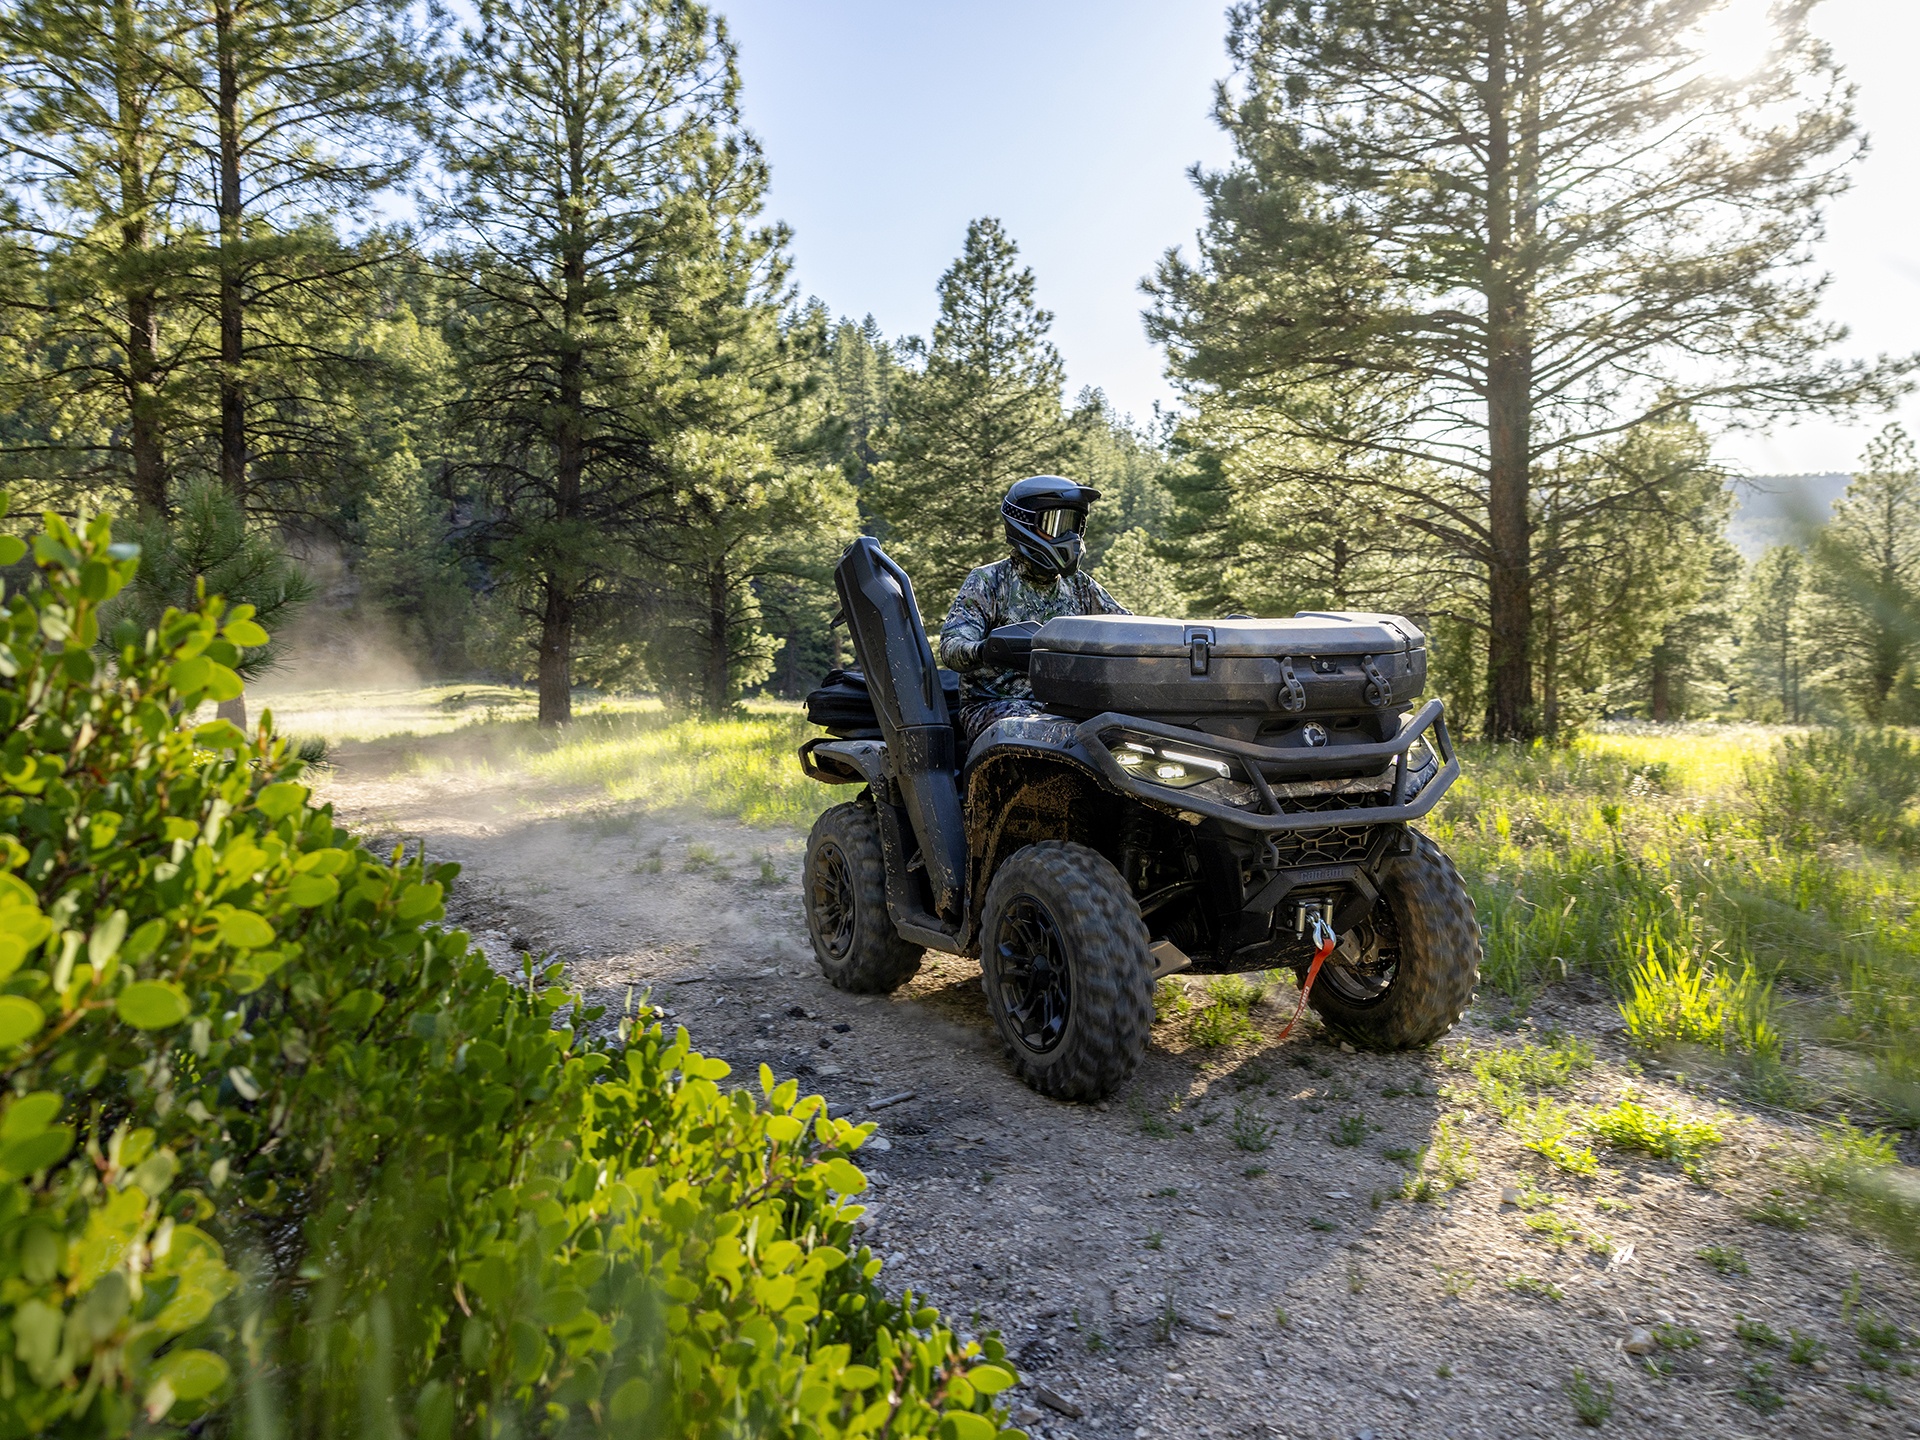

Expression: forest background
xmin=3 ymin=0 xmax=1918 ymax=742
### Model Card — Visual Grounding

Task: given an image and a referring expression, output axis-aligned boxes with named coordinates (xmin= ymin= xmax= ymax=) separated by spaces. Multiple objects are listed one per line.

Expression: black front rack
xmin=1073 ymin=698 xmax=1460 ymax=833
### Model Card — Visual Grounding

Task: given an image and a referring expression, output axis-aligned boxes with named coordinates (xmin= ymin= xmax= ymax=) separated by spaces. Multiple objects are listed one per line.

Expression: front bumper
xmin=1073 ymin=698 xmax=1459 ymax=833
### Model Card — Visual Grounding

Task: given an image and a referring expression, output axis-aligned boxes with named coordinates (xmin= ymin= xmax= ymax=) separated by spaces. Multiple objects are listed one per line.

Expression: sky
xmin=719 ymin=0 xmax=1920 ymax=478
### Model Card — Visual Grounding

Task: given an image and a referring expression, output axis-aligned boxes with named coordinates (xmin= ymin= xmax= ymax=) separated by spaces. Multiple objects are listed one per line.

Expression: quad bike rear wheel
xmin=980 ymin=841 xmax=1154 ymax=1101
xmin=1305 ymin=831 xmax=1480 ymax=1049
xmin=804 ymin=800 xmax=923 ymax=994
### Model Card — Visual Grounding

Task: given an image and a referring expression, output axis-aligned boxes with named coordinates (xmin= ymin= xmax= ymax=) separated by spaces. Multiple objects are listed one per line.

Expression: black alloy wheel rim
xmin=811 ymin=840 xmax=856 ymax=960
xmin=995 ymin=894 xmax=1073 ymax=1054
xmin=1322 ymin=898 xmax=1401 ymax=1005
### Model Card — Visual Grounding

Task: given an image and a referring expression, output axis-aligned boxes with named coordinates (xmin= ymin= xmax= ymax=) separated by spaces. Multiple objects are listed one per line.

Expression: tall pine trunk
xmin=537 ymin=583 xmax=572 ymax=726
xmin=214 ymin=0 xmax=246 ymax=497
xmin=703 ymin=560 xmax=730 ymax=715
xmin=115 ymin=0 xmax=168 ymax=513
xmin=1482 ymin=2 xmax=1537 ymax=741
xmin=537 ymin=124 xmax=589 ymax=728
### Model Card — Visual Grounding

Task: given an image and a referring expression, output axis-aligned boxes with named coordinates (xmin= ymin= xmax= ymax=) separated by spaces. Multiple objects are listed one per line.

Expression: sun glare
xmin=1692 ymin=0 xmax=1778 ymax=79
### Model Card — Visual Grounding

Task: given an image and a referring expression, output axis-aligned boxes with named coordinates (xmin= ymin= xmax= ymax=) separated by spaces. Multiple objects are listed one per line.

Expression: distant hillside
xmin=1725 ymin=472 xmax=1851 ymax=557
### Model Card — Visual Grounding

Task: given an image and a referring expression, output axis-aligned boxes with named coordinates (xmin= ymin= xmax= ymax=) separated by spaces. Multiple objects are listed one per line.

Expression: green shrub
xmin=0 ymin=509 xmax=1015 ymax=1437
xmin=1746 ymin=727 xmax=1920 ymax=853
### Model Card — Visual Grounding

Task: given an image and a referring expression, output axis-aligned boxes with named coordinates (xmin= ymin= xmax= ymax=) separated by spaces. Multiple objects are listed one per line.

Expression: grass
xmin=1398 ymin=1116 xmax=1476 ymax=1202
xmin=1583 ymin=1092 xmax=1724 ymax=1172
xmin=1524 ymin=1212 xmax=1578 ymax=1246
xmin=1698 ymin=1243 xmax=1750 ymax=1276
xmin=1507 ymin=1097 xmax=1601 ymax=1176
xmin=1331 ymin=1114 xmax=1368 ymax=1147
xmin=1504 ymin=1275 xmax=1564 ymax=1301
xmin=1189 ymin=974 xmax=1266 ymax=1048
xmin=1231 ymin=1105 xmax=1272 ymax=1153
xmin=1431 ymin=726 xmax=1920 ymax=1116
xmin=1565 ymin=1368 xmax=1613 ymax=1427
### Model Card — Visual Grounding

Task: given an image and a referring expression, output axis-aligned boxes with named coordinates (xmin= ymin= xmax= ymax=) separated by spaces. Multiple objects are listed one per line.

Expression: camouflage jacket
xmin=938 ymin=558 xmax=1128 ymax=704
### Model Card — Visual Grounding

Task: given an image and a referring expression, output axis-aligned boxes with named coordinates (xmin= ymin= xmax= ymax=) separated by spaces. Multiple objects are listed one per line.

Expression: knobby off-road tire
xmin=1307 ymin=831 xmax=1480 ymax=1050
xmin=803 ymin=800 xmax=923 ymax=994
xmin=980 ymin=841 xmax=1154 ymax=1102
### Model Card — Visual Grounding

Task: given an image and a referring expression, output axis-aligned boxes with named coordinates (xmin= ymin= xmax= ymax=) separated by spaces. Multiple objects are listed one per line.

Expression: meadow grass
xmin=1435 ymin=725 xmax=1920 ymax=1119
xmin=522 ymin=704 xmax=836 ymax=827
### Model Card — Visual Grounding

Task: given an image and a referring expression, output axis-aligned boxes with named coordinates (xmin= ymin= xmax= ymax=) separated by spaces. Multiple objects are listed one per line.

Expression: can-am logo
xmin=1302 ymin=723 xmax=1328 ymax=747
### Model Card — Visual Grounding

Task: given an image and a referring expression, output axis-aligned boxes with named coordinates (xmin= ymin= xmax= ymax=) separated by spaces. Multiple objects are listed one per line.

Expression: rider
xmin=939 ymin=475 xmax=1129 ymax=747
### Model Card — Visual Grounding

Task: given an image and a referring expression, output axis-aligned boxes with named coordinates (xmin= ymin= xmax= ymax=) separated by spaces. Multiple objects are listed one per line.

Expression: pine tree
xmin=866 ymin=218 xmax=1084 ymax=605
xmin=1 ymin=0 xmax=196 ymax=511
xmin=436 ymin=0 xmax=756 ymax=725
xmin=1739 ymin=545 xmax=1811 ymax=722
xmin=825 ymin=311 xmax=894 ymax=491
xmin=1076 ymin=390 xmax=1174 ymax=555
xmin=1147 ymin=0 xmax=1905 ymax=739
xmin=173 ymin=0 xmax=423 ymax=501
xmin=1808 ymin=424 xmax=1920 ymax=720
xmin=1531 ymin=413 xmax=1735 ymax=732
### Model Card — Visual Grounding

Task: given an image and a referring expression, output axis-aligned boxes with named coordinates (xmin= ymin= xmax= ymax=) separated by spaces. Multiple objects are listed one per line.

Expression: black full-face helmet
xmin=1002 ymin=475 xmax=1100 ymax=578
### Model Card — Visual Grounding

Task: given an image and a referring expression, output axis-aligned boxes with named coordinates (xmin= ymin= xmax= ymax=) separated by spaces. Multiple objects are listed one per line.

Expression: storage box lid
xmin=1032 ymin=611 xmax=1423 ymax=658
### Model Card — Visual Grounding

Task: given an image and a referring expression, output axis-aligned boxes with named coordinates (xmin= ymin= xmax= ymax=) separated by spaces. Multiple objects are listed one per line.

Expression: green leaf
xmin=202 ymin=662 xmax=243 ymax=702
xmin=190 ymin=720 xmax=250 ymax=751
xmin=224 ymin=618 xmax=269 ymax=647
xmin=1 ymin=1092 xmax=60 ymax=1140
xmin=765 ymin=1115 xmax=803 ymax=1143
xmin=823 ymin=1157 xmax=867 ymax=1195
xmin=964 ymin=1363 xmax=1016 ymax=1396
xmin=255 ymin=782 xmax=309 ymax=820
xmin=169 ymin=656 xmax=211 ymax=693
xmin=0 ymin=536 xmax=24 ymax=566
xmin=217 ymin=910 xmax=273 ymax=949
xmin=116 ymin=981 xmax=191 ymax=1030
xmin=940 ymin=1413 xmax=996 ymax=1440
xmin=286 ymin=874 xmax=338 ymax=907
xmin=0 ymin=994 xmax=44 ymax=1047
xmin=396 ymin=882 xmax=444 ymax=920
xmin=88 ymin=909 xmax=128 ymax=968
xmin=0 ymin=1126 xmax=72 ymax=1179
xmin=153 ymin=1348 xmax=229 ymax=1401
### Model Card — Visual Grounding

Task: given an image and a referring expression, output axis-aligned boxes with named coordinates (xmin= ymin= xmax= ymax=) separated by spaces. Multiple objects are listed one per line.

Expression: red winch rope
xmin=1275 ymin=914 xmax=1337 ymax=1042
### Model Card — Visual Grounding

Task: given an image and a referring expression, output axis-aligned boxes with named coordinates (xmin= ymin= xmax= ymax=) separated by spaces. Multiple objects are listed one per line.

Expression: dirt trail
xmin=319 ymin=745 xmax=1916 ymax=1440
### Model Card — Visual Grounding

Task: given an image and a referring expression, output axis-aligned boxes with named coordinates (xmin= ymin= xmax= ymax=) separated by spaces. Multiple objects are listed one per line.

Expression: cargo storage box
xmin=1029 ymin=612 xmax=1426 ymax=722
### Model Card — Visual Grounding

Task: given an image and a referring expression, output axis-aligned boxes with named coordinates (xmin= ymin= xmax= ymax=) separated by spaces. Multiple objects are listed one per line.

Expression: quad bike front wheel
xmin=979 ymin=841 xmax=1154 ymax=1101
xmin=803 ymin=800 xmax=923 ymax=994
xmin=1305 ymin=831 xmax=1480 ymax=1049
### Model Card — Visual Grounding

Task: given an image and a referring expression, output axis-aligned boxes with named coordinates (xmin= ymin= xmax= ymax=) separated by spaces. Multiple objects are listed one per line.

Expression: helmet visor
xmin=1035 ymin=507 xmax=1087 ymax=538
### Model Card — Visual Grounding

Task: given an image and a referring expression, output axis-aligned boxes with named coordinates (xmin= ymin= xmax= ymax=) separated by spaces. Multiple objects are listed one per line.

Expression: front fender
xmin=798 ymin=737 xmax=887 ymax=787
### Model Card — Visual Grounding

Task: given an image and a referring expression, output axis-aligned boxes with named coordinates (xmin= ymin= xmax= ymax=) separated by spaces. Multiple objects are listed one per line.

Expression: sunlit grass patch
xmin=1397 ymin=1115 xmax=1476 ymax=1203
xmin=1449 ymin=1033 xmax=1595 ymax=1105
xmin=1190 ymin=973 xmax=1266 ymax=1048
xmin=1584 ymin=1092 xmax=1723 ymax=1172
xmin=526 ymin=704 xmax=835 ymax=827
xmin=1509 ymin=1097 xmax=1601 ymax=1177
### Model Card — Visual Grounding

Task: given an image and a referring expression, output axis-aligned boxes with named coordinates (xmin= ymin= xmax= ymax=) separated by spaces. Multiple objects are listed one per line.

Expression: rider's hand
xmin=982 ymin=621 xmax=1041 ymax=671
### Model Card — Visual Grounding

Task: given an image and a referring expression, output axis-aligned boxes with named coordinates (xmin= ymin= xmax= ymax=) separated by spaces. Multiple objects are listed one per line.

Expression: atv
xmin=797 ymin=537 xmax=1480 ymax=1101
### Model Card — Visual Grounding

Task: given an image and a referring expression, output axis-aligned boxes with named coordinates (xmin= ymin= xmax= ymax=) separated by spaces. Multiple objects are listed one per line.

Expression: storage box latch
xmin=1278 ymin=656 xmax=1306 ymax=712
xmin=1361 ymin=654 xmax=1391 ymax=706
xmin=1186 ymin=627 xmax=1214 ymax=675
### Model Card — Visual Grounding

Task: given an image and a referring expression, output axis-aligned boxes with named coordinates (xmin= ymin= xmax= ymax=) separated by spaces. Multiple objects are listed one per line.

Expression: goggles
xmin=1034 ymin=507 xmax=1088 ymax=538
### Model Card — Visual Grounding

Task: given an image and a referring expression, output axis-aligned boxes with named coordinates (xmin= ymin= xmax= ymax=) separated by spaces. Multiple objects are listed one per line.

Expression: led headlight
xmin=1105 ymin=735 xmax=1236 ymax=790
